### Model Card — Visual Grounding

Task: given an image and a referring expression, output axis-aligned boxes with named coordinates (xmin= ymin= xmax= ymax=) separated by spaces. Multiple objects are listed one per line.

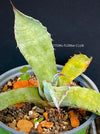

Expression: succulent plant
xmin=0 ymin=3 xmax=100 ymax=117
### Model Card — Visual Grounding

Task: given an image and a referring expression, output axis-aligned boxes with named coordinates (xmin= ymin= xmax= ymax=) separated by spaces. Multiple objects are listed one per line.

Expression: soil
xmin=0 ymin=75 xmax=92 ymax=134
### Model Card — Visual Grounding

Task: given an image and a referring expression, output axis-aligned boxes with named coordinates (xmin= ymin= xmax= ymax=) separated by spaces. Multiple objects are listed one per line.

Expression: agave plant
xmin=0 ymin=4 xmax=100 ymax=117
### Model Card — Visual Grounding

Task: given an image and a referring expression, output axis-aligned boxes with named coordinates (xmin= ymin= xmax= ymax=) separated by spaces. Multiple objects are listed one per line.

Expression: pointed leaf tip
xmin=9 ymin=0 xmax=16 ymax=10
xmin=14 ymin=6 xmax=57 ymax=94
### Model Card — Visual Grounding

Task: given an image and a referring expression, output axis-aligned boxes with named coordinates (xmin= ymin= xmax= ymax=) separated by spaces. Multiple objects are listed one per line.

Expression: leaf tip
xmin=9 ymin=0 xmax=16 ymax=10
xmin=10 ymin=0 xmax=21 ymax=15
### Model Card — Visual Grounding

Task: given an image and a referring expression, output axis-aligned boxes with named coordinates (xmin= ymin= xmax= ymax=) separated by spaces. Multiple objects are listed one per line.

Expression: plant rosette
xmin=0 ymin=65 xmax=98 ymax=134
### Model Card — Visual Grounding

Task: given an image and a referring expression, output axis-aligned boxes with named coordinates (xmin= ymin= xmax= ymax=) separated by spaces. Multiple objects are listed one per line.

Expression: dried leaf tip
xmin=9 ymin=0 xmax=16 ymax=10
xmin=10 ymin=0 xmax=23 ymax=17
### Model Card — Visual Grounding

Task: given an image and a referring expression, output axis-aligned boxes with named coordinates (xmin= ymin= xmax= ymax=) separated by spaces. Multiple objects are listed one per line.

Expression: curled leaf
xmin=59 ymin=54 xmax=92 ymax=86
xmin=51 ymin=73 xmax=68 ymax=86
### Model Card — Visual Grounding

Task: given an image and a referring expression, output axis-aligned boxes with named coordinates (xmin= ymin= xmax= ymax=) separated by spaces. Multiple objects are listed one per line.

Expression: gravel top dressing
xmin=0 ymin=75 xmax=91 ymax=134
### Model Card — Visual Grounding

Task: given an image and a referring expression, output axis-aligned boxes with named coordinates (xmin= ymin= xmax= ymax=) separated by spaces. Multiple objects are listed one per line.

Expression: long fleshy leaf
xmin=0 ymin=87 xmax=48 ymax=111
xmin=43 ymin=81 xmax=68 ymax=110
xmin=43 ymin=81 xmax=52 ymax=102
xmin=59 ymin=54 xmax=92 ymax=86
xmin=49 ymin=86 xmax=100 ymax=116
xmin=13 ymin=7 xmax=57 ymax=97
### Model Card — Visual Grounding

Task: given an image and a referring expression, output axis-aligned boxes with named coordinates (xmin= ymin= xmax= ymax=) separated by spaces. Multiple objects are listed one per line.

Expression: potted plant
xmin=0 ymin=2 xmax=100 ymax=134
xmin=0 ymin=64 xmax=98 ymax=134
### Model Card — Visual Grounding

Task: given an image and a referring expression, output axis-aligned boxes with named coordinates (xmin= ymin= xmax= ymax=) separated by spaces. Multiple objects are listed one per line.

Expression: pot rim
xmin=0 ymin=64 xmax=98 ymax=134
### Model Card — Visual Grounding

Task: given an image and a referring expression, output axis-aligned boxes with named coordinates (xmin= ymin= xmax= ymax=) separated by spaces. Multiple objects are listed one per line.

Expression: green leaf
xmin=49 ymin=86 xmax=100 ymax=116
xmin=20 ymin=66 xmax=29 ymax=73
xmin=51 ymin=73 xmax=68 ymax=86
xmin=43 ymin=74 xmax=69 ymax=102
xmin=43 ymin=81 xmax=68 ymax=111
xmin=43 ymin=81 xmax=52 ymax=102
xmin=37 ymin=117 xmax=44 ymax=122
xmin=33 ymin=118 xmax=38 ymax=123
xmin=59 ymin=54 xmax=92 ymax=86
xmin=33 ymin=117 xmax=44 ymax=123
xmin=0 ymin=87 xmax=48 ymax=111
xmin=13 ymin=7 xmax=57 ymax=97
xmin=20 ymin=73 xmax=30 ymax=81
